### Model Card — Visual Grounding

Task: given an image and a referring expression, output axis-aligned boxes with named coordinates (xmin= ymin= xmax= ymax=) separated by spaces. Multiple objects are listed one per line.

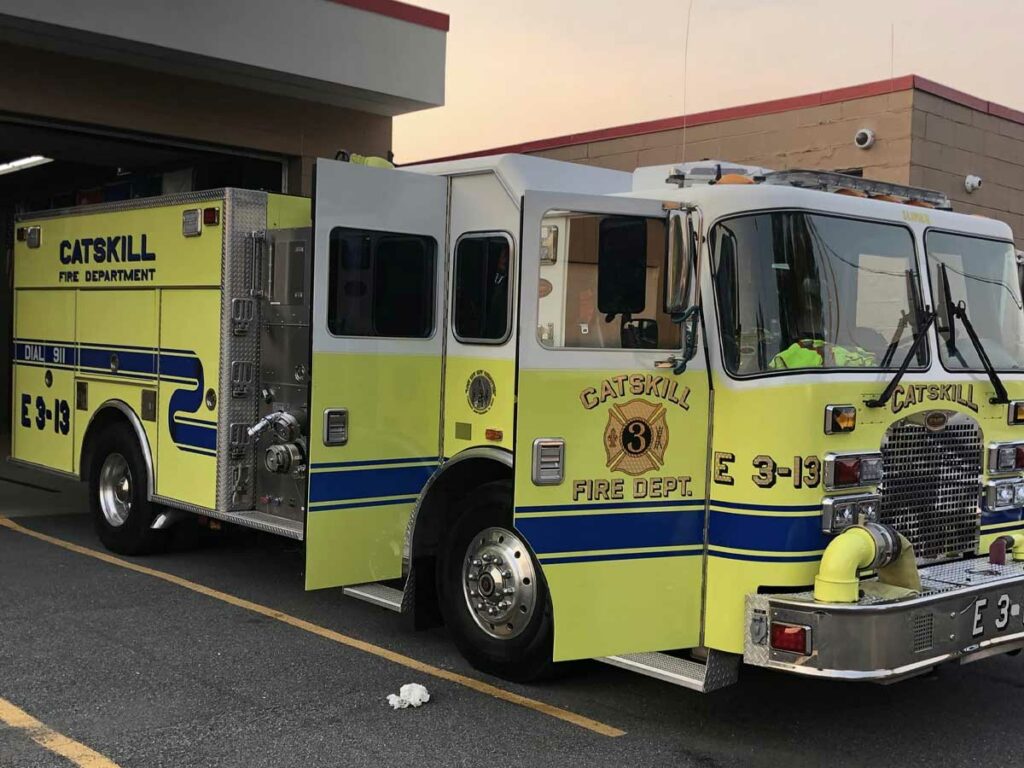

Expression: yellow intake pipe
xmin=1009 ymin=534 xmax=1024 ymax=561
xmin=814 ymin=523 xmax=902 ymax=603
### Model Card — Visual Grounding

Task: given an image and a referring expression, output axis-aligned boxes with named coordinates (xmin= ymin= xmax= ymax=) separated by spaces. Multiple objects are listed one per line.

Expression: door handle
xmin=654 ymin=356 xmax=682 ymax=369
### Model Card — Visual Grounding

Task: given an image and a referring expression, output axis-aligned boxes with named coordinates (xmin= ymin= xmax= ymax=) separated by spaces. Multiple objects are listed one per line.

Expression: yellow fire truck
xmin=12 ymin=155 xmax=1024 ymax=690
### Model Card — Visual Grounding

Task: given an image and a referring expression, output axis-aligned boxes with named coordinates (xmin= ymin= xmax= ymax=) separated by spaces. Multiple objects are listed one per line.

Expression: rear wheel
xmin=438 ymin=480 xmax=553 ymax=682
xmin=88 ymin=422 xmax=167 ymax=555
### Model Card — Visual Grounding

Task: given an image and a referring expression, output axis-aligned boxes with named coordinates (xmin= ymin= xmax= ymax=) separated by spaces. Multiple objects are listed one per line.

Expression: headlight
xmin=986 ymin=479 xmax=1024 ymax=511
xmin=822 ymin=493 xmax=881 ymax=533
xmin=989 ymin=442 xmax=1024 ymax=474
xmin=824 ymin=452 xmax=884 ymax=490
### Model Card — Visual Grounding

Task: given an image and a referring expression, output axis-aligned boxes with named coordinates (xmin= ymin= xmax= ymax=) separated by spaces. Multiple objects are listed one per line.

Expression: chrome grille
xmin=878 ymin=410 xmax=982 ymax=562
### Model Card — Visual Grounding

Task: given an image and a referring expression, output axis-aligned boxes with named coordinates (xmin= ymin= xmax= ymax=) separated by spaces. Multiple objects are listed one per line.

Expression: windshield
xmin=711 ymin=211 xmax=924 ymax=376
xmin=926 ymin=231 xmax=1024 ymax=371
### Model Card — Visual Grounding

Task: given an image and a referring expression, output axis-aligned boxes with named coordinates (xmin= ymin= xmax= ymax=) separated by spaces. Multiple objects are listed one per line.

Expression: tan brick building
xmin=432 ymin=76 xmax=1024 ymax=249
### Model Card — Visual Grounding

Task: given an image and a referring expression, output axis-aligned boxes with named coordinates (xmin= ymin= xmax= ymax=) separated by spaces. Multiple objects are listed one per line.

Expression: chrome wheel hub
xmin=462 ymin=526 xmax=536 ymax=639
xmin=98 ymin=453 xmax=133 ymax=527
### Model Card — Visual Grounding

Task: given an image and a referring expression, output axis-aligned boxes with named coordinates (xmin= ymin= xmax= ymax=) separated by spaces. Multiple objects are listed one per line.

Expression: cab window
xmin=327 ymin=227 xmax=436 ymax=338
xmin=452 ymin=234 xmax=512 ymax=343
xmin=537 ymin=212 xmax=679 ymax=350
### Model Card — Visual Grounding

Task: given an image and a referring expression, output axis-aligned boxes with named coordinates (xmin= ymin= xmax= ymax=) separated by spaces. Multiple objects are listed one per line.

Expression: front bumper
xmin=745 ymin=558 xmax=1024 ymax=681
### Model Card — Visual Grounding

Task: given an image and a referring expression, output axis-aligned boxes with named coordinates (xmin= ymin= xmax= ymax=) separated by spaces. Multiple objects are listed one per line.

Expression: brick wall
xmin=910 ymin=91 xmax=1024 ymax=248
xmin=530 ymin=90 xmax=914 ymax=185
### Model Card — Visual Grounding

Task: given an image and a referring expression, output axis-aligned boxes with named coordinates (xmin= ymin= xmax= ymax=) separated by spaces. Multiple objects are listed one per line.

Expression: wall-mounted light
xmin=0 ymin=155 xmax=52 ymax=176
xmin=965 ymin=174 xmax=983 ymax=193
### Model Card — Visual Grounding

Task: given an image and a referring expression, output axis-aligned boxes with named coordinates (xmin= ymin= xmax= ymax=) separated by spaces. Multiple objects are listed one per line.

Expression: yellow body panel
xmin=267 ymin=194 xmax=311 ymax=230
xmin=704 ymin=375 xmax=1024 ymax=652
xmin=442 ymin=355 xmax=514 ymax=454
xmin=16 ymin=201 xmax=224 ymax=289
xmin=11 ymin=290 xmax=77 ymax=471
xmin=305 ymin=352 xmax=442 ymax=590
xmin=514 ymin=367 xmax=709 ymax=661
xmin=12 ymin=195 xmax=228 ymax=509
xmin=155 ymin=289 xmax=222 ymax=509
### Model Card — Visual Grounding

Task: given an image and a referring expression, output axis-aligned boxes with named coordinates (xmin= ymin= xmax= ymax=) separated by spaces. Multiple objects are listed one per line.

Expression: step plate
xmin=599 ymin=650 xmax=738 ymax=692
xmin=343 ymin=583 xmax=403 ymax=612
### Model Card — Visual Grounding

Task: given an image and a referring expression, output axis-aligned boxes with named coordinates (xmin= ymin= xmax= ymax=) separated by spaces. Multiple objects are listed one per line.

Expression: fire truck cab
xmin=12 ymin=154 xmax=1024 ymax=690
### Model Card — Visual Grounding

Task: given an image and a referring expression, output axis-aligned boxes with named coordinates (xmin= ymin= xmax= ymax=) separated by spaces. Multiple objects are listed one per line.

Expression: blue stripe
xmin=311 ymin=456 xmax=439 ymax=470
xmin=516 ymin=499 xmax=704 ymax=514
xmin=310 ymin=496 xmax=419 ymax=512
xmin=174 ymin=421 xmax=217 ymax=451
xmin=309 ymin=464 xmax=436 ymax=503
xmin=708 ymin=510 xmax=827 ymax=553
xmin=709 ymin=499 xmax=823 ymax=513
xmin=540 ymin=550 xmax=701 ymax=565
xmin=517 ymin=510 xmax=704 ymax=555
xmin=80 ymin=348 xmax=156 ymax=375
xmin=710 ymin=551 xmax=823 ymax=563
xmin=12 ymin=342 xmax=78 ymax=367
xmin=981 ymin=507 xmax=1024 ymax=525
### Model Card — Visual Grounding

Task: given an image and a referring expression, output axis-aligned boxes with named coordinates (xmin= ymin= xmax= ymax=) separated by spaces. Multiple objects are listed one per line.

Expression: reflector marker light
xmin=770 ymin=622 xmax=811 ymax=655
xmin=1009 ymin=401 xmax=1024 ymax=425
xmin=825 ymin=404 xmax=857 ymax=434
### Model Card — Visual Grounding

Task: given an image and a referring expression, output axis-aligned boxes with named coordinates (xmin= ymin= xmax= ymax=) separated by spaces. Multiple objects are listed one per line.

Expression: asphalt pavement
xmin=0 ymin=453 xmax=1020 ymax=767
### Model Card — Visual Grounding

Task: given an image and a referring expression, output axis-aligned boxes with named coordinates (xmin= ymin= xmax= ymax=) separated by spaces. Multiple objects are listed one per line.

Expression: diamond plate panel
xmin=217 ymin=189 xmax=268 ymax=511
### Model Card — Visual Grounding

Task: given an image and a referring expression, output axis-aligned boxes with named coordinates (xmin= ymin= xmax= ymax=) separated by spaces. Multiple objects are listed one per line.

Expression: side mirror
xmin=665 ymin=211 xmax=695 ymax=315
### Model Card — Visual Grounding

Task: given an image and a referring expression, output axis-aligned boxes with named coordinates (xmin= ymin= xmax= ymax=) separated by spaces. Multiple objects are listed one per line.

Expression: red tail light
xmin=770 ymin=622 xmax=811 ymax=655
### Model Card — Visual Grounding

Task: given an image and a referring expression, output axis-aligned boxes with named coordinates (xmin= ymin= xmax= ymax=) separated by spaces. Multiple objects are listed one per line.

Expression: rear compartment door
xmin=305 ymin=159 xmax=447 ymax=589
xmin=514 ymin=191 xmax=711 ymax=661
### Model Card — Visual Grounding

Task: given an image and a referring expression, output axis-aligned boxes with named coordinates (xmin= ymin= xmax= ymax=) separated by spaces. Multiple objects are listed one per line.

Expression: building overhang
xmin=0 ymin=0 xmax=447 ymax=116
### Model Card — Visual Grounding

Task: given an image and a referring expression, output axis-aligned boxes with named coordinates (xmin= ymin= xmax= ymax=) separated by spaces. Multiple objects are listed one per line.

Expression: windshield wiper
xmin=950 ymin=300 xmax=1010 ymax=404
xmin=865 ymin=309 xmax=936 ymax=409
xmin=939 ymin=264 xmax=967 ymax=366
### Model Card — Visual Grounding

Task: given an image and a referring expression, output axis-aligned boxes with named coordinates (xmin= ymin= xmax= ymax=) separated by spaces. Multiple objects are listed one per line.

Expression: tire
xmin=87 ymin=421 xmax=168 ymax=555
xmin=438 ymin=480 xmax=554 ymax=682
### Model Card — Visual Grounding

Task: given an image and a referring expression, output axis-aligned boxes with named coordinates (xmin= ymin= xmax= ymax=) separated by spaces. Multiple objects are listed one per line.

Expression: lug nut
xmin=467 ymin=573 xmax=477 ymax=581
xmin=469 ymin=589 xmax=478 ymax=597
xmin=475 ymin=602 xmax=483 ymax=610
xmin=504 ymin=587 xmax=515 ymax=595
xmin=502 ymin=570 xmax=511 ymax=578
xmin=482 ymin=554 xmax=493 ymax=563
xmin=472 ymin=559 xmax=482 ymax=567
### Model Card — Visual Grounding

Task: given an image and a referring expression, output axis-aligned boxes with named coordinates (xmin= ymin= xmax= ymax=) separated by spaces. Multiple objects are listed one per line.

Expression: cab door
xmin=514 ymin=191 xmax=710 ymax=661
xmin=305 ymin=159 xmax=447 ymax=589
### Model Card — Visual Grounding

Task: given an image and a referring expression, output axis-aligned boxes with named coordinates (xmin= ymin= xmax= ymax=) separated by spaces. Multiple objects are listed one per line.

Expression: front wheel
xmin=88 ymin=422 xmax=168 ymax=555
xmin=438 ymin=480 xmax=553 ymax=682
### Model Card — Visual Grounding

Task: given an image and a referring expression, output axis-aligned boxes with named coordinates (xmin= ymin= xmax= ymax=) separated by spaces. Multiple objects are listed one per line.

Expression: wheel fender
xmin=80 ymin=400 xmax=155 ymax=500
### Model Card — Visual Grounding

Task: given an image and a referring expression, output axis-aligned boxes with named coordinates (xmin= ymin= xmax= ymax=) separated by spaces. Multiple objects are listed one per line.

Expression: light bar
xmin=764 ymin=169 xmax=953 ymax=210
xmin=0 ymin=155 xmax=53 ymax=176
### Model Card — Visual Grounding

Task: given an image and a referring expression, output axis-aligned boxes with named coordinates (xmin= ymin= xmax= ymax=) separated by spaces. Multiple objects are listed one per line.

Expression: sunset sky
xmin=394 ymin=0 xmax=1024 ymax=163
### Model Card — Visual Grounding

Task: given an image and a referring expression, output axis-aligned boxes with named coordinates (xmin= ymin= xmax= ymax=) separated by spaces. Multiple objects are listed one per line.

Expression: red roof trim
xmin=328 ymin=0 xmax=449 ymax=31
xmin=416 ymin=74 xmax=1024 ymax=164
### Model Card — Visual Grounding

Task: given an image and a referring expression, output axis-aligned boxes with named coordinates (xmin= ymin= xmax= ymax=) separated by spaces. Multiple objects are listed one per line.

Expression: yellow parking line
xmin=0 ymin=695 xmax=120 ymax=767
xmin=0 ymin=517 xmax=625 ymax=738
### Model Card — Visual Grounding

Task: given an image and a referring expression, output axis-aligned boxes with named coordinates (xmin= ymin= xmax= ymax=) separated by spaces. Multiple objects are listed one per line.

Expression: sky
xmin=394 ymin=0 xmax=1024 ymax=163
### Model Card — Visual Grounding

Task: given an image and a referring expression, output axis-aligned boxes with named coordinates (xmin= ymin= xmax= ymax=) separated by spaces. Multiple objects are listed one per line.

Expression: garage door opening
xmin=0 ymin=118 xmax=288 ymax=440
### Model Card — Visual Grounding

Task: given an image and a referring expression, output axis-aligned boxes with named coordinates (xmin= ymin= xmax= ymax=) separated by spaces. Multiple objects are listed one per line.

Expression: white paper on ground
xmin=387 ymin=683 xmax=431 ymax=709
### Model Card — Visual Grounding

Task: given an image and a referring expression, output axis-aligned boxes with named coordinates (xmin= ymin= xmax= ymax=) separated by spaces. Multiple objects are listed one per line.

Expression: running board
xmin=343 ymin=583 xmax=403 ymax=612
xmin=201 ymin=508 xmax=304 ymax=540
xmin=598 ymin=650 xmax=739 ymax=692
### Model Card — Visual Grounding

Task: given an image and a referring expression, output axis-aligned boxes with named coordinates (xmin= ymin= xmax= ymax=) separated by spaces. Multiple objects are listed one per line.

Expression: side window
xmin=452 ymin=234 xmax=513 ymax=343
xmin=327 ymin=227 xmax=436 ymax=338
xmin=537 ymin=212 xmax=680 ymax=350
